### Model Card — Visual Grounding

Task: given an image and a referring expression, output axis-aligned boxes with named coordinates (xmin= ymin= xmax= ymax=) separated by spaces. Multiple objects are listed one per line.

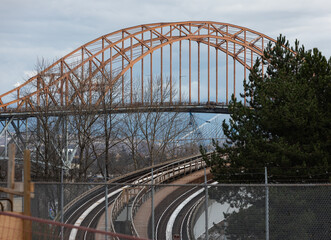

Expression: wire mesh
xmin=200 ymin=185 xmax=331 ymax=240
xmin=0 ymin=211 xmax=148 ymax=240
xmin=1 ymin=182 xmax=331 ymax=240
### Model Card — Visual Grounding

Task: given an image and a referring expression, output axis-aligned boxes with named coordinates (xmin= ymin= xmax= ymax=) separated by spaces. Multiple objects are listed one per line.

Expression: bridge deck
xmin=0 ymin=104 xmax=229 ymax=120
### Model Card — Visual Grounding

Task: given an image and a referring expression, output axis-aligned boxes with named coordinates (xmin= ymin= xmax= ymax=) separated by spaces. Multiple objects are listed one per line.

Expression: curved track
xmin=154 ymin=186 xmax=201 ymax=240
xmin=62 ymin=154 xmax=207 ymax=240
xmin=64 ymin=174 xmax=140 ymax=239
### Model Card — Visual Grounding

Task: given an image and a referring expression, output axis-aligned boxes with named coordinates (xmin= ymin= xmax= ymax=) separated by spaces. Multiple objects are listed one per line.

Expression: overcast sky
xmin=1 ymin=0 xmax=331 ymax=94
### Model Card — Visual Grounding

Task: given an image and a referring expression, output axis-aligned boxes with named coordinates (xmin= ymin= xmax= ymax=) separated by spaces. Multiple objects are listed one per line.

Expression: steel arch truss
xmin=0 ymin=21 xmax=276 ymax=115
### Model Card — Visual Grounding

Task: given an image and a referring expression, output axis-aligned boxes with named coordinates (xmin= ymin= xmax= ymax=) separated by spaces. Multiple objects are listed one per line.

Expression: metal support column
xmin=160 ymin=27 xmax=163 ymax=102
xmin=151 ymin=168 xmax=155 ymax=240
xmin=265 ymin=167 xmax=269 ymax=240
xmin=141 ymin=29 xmax=144 ymax=103
xmin=150 ymin=30 xmax=153 ymax=104
xmin=105 ymin=168 xmax=109 ymax=238
xmin=198 ymin=42 xmax=200 ymax=104
xmin=25 ymin=118 xmax=28 ymax=149
xmin=5 ymin=119 xmax=8 ymax=159
xmin=61 ymin=116 xmax=68 ymax=240
xmin=233 ymin=43 xmax=236 ymax=97
xmin=204 ymin=167 xmax=209 ymax=240
xmin=189 ymin=37 xmax=191 ymax=104
xmin=208 ymin=25 xmax=210 ymax=104
xmin=216 ymin=35 xmax=218 ymax=104
xmin=60 ymin=156 xmax=64 ymax=240
xmin=23 ymin=149 xmax=32 ymax=240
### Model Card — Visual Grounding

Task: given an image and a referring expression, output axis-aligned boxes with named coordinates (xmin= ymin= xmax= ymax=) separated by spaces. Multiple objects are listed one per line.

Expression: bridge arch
xmin=0 ymin=21 xmax=276 ymax=114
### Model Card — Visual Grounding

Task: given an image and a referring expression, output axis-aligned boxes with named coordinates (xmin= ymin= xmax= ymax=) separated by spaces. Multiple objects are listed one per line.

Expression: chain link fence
xmin=1 ymin=181 xmax=331 ymax=240
xmin=31 ymin=183 xmax=101 ymax=220
xmin=0 ymin=211 xmax=149 ymax=240
xmin=196 ymin=184 xmax=331 ymax=240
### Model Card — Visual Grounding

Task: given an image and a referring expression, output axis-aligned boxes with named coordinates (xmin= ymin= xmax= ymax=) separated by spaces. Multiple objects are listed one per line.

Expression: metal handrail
xmin=129 ymin=156 xmax=208 ymax=237
xmin=57 ymin=153 xmax=204 ymax=223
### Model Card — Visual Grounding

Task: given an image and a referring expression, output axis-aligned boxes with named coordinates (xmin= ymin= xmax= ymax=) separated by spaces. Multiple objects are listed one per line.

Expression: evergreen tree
xmin=201 ymin=35 xmax=331 ymax=239
xmin=203 ymin=35 xmax=331 ymax=183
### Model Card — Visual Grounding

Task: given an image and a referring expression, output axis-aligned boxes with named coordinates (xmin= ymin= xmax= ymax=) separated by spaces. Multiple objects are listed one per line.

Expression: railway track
xmin=64 ymin=175 xmax=140 ymax=239
xmin=154 ymin=185 xmax=199 ymax=239
xmin=154 ymin=182 xmax=212 ymax=240
xmin=60 ymin=153 xmax=208 ymax=240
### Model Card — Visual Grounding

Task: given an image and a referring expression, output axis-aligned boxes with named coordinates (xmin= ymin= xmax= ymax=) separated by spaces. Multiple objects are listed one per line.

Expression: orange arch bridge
xmin=0 ymin=21 xmax=276 ymax=117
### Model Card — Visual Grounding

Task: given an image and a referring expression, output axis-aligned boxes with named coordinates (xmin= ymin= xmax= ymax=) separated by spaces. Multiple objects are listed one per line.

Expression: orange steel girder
xmin=0 ymin=21 xmax=277 ymax=113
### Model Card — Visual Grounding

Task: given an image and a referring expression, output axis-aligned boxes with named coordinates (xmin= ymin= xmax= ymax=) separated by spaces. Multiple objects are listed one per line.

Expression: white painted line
xmin=69 ymin=160 xmax=202 ymax=239
xmin=165 ymin=182 xmax=217 ymax=240
xmin=69 ymin=187 xmax=125 ymax=240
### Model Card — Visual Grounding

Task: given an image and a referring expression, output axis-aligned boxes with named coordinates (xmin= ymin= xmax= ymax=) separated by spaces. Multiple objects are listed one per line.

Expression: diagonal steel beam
xmin=6 ymin=130 xmax=23 ymax=154
xmin=0 ymin=117 xmax=13 ymax=139
xmin=10 ymin=120 xmax=26 ymax=148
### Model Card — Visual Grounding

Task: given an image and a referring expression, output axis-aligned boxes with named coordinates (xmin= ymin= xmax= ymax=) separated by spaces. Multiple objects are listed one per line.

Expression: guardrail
xmin=131 ymin=157 xmax=207 ymax=237
xmin=57 ymin=153 xmax=209 ymax=240
xmin=109 ymin=154 xmax=208 ymax=239
xmin=59 ymin=153 xmax=205 ymax=223
xmin=188 ymin=196 xmax=205 ymax=239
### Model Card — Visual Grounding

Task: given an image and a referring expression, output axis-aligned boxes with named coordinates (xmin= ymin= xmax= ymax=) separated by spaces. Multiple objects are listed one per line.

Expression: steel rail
xmin=155 ymin=186 xmax=200 ymax=240
xmin=180 ymin=197 xmax=203 ymax=240
xmin=112 ymin=156 xmax=208 ymax=239
xmin=62 ymin=153 xmax=208 ymax=239
xmin=130 ymin=157 xmax=208 ymax=238
xmin=61 ymin=153 xmax=204 ymax=218
xmin=165 ymin=181 xmax=216 ymax=240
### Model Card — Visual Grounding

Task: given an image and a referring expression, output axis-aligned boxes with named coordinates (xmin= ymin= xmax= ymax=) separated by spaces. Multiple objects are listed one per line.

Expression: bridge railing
xmin=129 ymin=156 xmax=207 ymax=238
xmin=108 ymin=155 xmax=207 ymax=239
xmin=0 ymin=101 xmax=229 ymax=118
xmin=59 ymin=154 xmax=203 ymax=222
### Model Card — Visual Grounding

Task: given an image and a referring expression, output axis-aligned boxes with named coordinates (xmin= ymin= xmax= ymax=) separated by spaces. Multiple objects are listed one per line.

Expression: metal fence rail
xmin=0 ymin=211 xmax=148 ymax=240
xmin=2 ymin=182 xmax=331 ymax=240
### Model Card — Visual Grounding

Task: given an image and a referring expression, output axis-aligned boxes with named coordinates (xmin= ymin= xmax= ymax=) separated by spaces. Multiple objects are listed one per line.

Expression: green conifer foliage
xmin=201 ymin=36 xmax=331 ymax=239
xmin=203 ymin=35 xmax=331 ymax=183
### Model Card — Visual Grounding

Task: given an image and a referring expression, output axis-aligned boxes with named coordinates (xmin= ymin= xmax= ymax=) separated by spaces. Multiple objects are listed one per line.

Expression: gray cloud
xmin=0 ymin=0 xmax=330 ymax=93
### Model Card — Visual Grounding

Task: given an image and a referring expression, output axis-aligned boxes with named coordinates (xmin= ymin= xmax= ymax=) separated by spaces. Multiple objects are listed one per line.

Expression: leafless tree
xmin=23 ymin=58 xmax=66 ymax=181
xmin=89 ymin=71 xmax=125 ymax=179
xmin=22 ymin=55 xmax=196 ymax=182
xmin=125 ymin=77 xmax=191 ymax=167
xmin=120 ymin=91 xmax=144 ymax=170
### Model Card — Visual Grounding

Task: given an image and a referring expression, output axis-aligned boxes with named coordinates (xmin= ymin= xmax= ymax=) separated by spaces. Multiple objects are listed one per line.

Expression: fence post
xmin=7 ymin=144 xmax=15 ymax=211
xmin=23 ymin=149 xmax=31 ymax=240
xmin=4 ymin=119 xmax=8 ymax=159
xmin=204 ymin=167 xmax=209 ymax=240
xmin=105 ymin=170 xmax=108 ymax=239
xmin=60 ymin=165 xmax=64 ymax=240
xmin=265 ymin=167 xmax=269 ymax=240
xmin=151 ymin=168 xmax=155 ymax=240
xmin=60 ymin=116 xmax=68 ymax=240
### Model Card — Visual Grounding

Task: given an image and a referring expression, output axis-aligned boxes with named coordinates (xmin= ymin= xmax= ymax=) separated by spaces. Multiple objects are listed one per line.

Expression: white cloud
xmin=23 ymin=70 xmax=37 ymax=79
xmin=14 ymin=82 xmax=21 ymax=87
